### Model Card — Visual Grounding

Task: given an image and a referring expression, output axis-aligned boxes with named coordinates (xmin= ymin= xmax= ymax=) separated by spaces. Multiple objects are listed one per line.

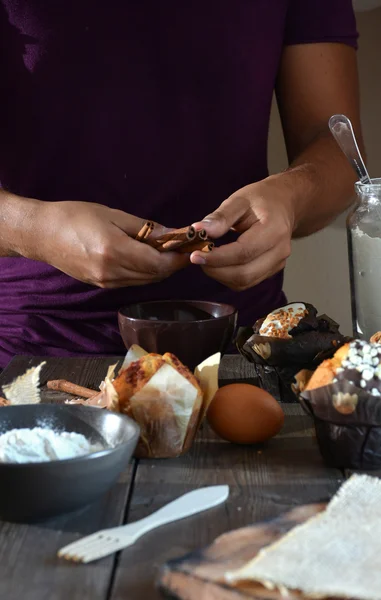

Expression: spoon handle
xmin=329 ymin=114 xmax=371 ymax=185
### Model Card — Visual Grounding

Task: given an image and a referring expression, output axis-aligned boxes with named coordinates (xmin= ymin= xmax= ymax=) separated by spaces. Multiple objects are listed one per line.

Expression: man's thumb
xmin=192 ymin=197 xmax=248 ymax=239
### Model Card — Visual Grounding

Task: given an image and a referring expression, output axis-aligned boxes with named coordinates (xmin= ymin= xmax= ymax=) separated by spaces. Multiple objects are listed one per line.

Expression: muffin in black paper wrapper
xmin=236 ymin=302 xmax=351 ymax=403
xmin=300 ymin=381 xmax=381 ymax=470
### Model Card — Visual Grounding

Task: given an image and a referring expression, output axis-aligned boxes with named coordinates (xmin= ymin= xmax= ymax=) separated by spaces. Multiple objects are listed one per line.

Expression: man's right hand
xmin=2 ymin=195 xmax=189 ymax=288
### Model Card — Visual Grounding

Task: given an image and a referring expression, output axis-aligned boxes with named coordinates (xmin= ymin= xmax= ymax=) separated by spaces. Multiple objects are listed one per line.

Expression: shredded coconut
xmin=259 ymin=302 xmax=307 ymax=338
xmin=0 ymin=427 xmax=104 ymax=463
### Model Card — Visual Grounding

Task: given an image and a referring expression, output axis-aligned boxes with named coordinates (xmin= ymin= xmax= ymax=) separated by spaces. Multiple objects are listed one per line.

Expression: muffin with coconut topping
xmin=256 ymin=302 xmax=311 ymax=338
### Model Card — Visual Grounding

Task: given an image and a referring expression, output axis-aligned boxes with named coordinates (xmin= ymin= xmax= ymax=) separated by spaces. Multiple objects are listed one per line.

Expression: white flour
xmin=351 ymin=226 xmax=381 ymax=339
xmin=0 ymin=427 xmax=104 ymax=464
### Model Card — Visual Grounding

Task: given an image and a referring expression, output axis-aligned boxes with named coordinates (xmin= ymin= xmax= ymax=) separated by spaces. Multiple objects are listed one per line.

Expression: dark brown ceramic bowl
xmin=118 ymin=300 xmax=237 ymax=370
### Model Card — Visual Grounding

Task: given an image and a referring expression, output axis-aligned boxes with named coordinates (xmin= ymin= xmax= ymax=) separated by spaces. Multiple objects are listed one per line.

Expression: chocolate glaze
xmin=289 ymin=303 xmax=318 ymax=335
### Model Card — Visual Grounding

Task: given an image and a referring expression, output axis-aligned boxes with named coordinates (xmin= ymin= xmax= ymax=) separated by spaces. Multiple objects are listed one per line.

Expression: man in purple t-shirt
xmin=0 ymin=1 xmax=363 ymax=367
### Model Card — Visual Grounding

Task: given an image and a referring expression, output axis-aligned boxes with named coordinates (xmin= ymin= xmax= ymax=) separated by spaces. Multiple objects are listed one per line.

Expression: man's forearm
xmin=260 ymin=130 xmax=361 ymax=238
xmin=0 ymin=190 xmax=41 ymax=257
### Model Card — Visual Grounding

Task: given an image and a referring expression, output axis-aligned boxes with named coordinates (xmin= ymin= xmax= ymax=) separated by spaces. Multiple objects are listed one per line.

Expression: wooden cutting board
xmin=157 ymin=503 xmax=345 ymax=600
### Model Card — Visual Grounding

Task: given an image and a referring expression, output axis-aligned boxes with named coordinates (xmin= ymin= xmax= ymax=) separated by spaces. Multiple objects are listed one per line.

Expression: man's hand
xmin=9 ymin=198 xmax=188 ymax=288
xmin=190 ymin=181 xmax=294 ymax=291
xmin=191 ymin=42 xmax=363 ymax=292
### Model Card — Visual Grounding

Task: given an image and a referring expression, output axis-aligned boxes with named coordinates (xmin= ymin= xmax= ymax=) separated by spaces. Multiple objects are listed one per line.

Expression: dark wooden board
xmin=1 ymin=354 xmax=296 ymax=405
xmin=218 ymin=355 xmax=261 ymax=389
xmin=0 ymin=355 xmax=343 ymax=600
xmin=108 ymin=405 xmax=343 ymax=600
xmin=0 ymin=356 xmax=134 ymax=600
xmin=158 ymin=503 xmax=327 ymax=600
xmin=0 ymin=355 xmax=123 ymax=403
xmin=219 ymin=356 xmax=297 ymax=403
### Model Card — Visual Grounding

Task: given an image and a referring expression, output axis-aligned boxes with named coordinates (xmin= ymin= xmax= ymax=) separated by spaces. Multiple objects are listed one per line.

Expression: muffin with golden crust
xmin=108 ymin=350 xmax=204 ymax=457
xmin=112 ymin=353 xmax=166 ymax=416
xmin=304 ymin=343 xmax=351 ymax=391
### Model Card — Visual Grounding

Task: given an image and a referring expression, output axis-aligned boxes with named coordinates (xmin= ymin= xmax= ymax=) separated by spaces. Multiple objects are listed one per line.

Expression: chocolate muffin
xmin=237 ymin=302 xmax=350 ymax=369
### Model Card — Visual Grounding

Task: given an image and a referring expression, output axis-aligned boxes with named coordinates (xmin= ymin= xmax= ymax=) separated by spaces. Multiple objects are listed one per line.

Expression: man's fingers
xmin=97 ymin=276 xmax=164 ymax=289
xmin=112 ymin=218 xmax=189 ymax=275
xmin=132 ymin=244 xmax=189 ymax=276
xmin=110 ymin=210 xmax=148 ymax=237
xmin=116 ymin=234 xmax=190 ymax=275
xmin=192 ymin=196 xmax=256 ymax=239
xmin=190 ymin=225 xmax=275 ymax=268
xmin=201 ymin=253 xmax=287 ymax=291
xmin=111 ymin=210 xmax=169 ymax=240
xmin=92 ymin=261 xmax=183 ymax=288
xmin=92 ymin=233 xmax=189 ymax=287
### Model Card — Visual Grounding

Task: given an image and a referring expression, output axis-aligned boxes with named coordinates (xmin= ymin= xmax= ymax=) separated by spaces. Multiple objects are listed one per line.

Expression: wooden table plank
xmin=1 ymin=354 xmax=296 ymax=404
xmin=218 ymin=355 xmax=260 ymax=388
xmin=109 ymin=405 xmax=343 ymax=600
xmin=0 ymin=355 xmax=123 ymax=399
xmin=2 ymin=354 xmax=255 ymax=390
xmin=345 ymin=468 xmax=381 ymax=478
xmin=0 ymin=356 xmax=135 ymax=600
xmin=219 ymin=356 xmax=297 ymax=403
xmin=0 ymin=467 xmax=134 ymax=600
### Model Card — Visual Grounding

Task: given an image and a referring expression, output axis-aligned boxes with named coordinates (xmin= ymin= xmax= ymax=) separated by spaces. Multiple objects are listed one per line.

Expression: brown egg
xmin=207 ymin=383 xmax=284 ymax=444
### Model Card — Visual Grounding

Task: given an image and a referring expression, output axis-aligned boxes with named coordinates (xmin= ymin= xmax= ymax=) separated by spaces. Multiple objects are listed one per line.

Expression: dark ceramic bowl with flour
xmin=0 ymin=404 xmax=139 ymax=523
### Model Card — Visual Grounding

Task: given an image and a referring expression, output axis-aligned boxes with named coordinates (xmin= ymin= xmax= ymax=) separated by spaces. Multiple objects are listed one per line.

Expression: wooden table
xmin=0 ymin=354 xmax=357 ymax=600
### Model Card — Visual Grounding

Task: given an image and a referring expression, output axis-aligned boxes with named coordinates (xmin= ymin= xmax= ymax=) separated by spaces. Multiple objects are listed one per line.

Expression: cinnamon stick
xmin=135 ymin=221 xmax=214 ymax=253
xmin=151 ymin=226 xmax=196 ymax=250
xmin=135 ymin=220 xmax=154 ymax=242
xmin=161 ymin=238 xmax=190 ymax=251
xmin=47 ymin=380 xmax=97 ymax=398
xmin=154 ymin=226 xmax=196 ymax=244
xmin=177 ymin=240 xmax=214 ymax=253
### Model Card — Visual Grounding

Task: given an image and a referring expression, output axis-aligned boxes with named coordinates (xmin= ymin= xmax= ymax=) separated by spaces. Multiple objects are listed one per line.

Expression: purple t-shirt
xmin=0 ymin=1 xmax=357 ymax=367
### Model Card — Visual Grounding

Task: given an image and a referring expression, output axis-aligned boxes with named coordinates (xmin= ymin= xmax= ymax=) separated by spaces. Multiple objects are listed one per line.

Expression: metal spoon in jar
xmin=329 ymin=114 xmax=371 ymax=185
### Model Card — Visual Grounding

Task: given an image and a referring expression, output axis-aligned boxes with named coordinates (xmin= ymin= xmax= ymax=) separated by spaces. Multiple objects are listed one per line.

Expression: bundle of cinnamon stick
xmin=136 ymin=221 xmax=214 ymax=253
xmin=47 ymin=380 xmax=97 ymax=399
xmin=46 ymin=379 xmax=106 ymax=407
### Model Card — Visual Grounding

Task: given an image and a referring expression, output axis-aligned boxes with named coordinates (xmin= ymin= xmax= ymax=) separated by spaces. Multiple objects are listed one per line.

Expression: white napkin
xmin=225 ymin=474 xmax=381 ymax=599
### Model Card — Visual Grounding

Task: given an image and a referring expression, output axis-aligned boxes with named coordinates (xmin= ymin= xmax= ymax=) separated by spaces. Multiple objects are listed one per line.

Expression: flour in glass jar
xmin=350 ymin=226 xmax=381 ymax=339
xmin=0 ymin=427 xmax=104 ymax=463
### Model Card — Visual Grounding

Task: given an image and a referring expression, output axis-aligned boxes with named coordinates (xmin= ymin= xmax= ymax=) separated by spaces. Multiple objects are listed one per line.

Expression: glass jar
xmin=347 ymin=178 xmax=381 ymax=339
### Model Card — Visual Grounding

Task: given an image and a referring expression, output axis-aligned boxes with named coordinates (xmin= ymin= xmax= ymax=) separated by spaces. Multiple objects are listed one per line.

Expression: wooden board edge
xmin=158 ymin=569 xmax=256 ymax=600
xmin=156 ymin=503 xmax=328 ymax=600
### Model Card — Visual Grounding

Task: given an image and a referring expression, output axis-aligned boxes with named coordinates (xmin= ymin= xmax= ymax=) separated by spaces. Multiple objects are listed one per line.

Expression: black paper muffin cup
xmin=275 ymin=366 xmax=305 ymax=403
xmin=236 ymin=327 xmax=348 ymax=369
xmin=300 ymin=380 xmax=381 ymax=470
xmin=235 ymin=326 xmax=349 ymax=403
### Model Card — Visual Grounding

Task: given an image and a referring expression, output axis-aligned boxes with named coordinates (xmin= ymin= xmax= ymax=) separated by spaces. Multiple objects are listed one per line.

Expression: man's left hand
xmin=190 ymin=181 xmax=295 ymax=291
